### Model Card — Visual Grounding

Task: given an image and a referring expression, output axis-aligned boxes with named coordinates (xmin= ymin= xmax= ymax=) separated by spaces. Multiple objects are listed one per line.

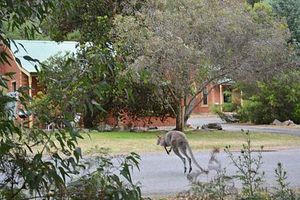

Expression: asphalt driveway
xmin=132 ymin=149 xmax=300 ymax=197
xmin=187 ymin=115 xmax=300 ymax=136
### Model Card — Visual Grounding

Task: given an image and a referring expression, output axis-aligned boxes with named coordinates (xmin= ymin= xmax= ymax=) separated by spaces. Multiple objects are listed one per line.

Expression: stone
xmin=130 ymin=126 xmax=149 ymax=132
xmin=271 ymin=119 xmax=282 ymax=126
xmin=148 ymin=126 xmax=158 ymax=130
xmin=283 ymin=120 xmax=296 ymax=126
xmin=218 ymin=112 xmax=239 ymax=123
xmin=201 ymin=123 xmax=222 ymax=130
xmin=97 ymin=124 xmax=113 ymax=132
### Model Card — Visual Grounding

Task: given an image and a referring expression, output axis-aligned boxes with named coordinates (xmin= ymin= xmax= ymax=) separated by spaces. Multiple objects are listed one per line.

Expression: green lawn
xmin=77 ymin=130 xmax=300 ymax=155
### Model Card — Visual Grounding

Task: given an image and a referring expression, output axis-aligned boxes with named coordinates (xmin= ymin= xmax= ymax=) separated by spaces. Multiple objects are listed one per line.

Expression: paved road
xmin=187 ymin=115 xmax=300 ymax=136
xmin=132 ymin=149 xmax=300 ymax=197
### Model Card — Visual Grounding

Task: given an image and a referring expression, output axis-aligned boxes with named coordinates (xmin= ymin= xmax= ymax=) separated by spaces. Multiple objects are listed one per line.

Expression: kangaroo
xmin=157 ymin=130 xmax=208 ymax=174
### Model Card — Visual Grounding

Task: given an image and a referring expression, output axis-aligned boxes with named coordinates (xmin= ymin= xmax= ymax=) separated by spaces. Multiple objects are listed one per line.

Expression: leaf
xmin=0 ymin=141 xmax=12 ymax=154
xmin=23 ymin=55 xmax=40 ymax=63
xmin=73 ymin=147 xmax=82 ymax=162
xmin=120 ymin=162 xmax=132 ymax=183
xmin=59 ymin=166 xmax=70 ymax=182
xmin=25 ymin=142 xmax=33 ymax=153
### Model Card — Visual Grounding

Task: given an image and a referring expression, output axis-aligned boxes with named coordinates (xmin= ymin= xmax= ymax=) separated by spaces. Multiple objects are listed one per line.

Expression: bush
xmin=272 ymin=163 xmax=298 ymax=200
xmin=183 ymin=131 xmax=300 ymax=200
xmin=211 ymin=103 xmax=239 ymax=114
xmin=60 ymin=152 xmax=142 ymax=200
xmin=225 ymin=131 xmax=265 ymax=199
xmin=238 ymin=70 xmax=300 ymax=124
xmin=238 ymin=100 xmax=275 ymax=124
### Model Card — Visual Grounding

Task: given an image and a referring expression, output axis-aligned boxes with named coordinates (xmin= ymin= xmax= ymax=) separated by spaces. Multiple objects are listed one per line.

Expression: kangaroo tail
xmin=186 ymin=143 xmax=207 ymax=173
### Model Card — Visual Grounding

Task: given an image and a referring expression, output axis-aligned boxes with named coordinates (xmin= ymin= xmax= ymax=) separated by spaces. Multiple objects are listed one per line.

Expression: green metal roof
xmin=11 ymin=40 xmax=78 ymax=73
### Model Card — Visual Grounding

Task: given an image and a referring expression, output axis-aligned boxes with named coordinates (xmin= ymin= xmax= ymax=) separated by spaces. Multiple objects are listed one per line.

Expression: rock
xmin=201 ymin=123 xmax=222 ymax=130
xmin=271 ymin=119 xmax=282 ymax=126
xmin=217 ymin=112 xmax=239 ymax=123
xmin=272 ymin=119 xmax=296 ymax=126
xmin=148 ymin=126 xmax=158 ymax=130
xmin=97 ymin=124 xmax=113 ymax=132
xmin=130 ymin=126 xmax=149 ymax=132
xmin=283 ymin=120 xmax=296 ymax=126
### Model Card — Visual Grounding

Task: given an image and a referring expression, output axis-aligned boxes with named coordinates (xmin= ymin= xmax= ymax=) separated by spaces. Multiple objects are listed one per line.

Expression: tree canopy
xmin=112 ymin=0 xmax=292 ymax=130
xmin=269 ymin=0 xmax=300 ymax=44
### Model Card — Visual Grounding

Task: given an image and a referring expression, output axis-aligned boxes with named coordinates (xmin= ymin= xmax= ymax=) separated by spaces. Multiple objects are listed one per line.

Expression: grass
xmin=77 ymin=130 xmax=300 ymax=155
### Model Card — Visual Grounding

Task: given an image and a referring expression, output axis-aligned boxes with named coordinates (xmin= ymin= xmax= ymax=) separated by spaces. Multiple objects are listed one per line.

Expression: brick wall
xmin=192 ymin=84 xmax=221 ymax=114
xmin=105 ymin=112 xmax=176 ymax=127
xmin=0 ymin=46 xmax=23 ymax=92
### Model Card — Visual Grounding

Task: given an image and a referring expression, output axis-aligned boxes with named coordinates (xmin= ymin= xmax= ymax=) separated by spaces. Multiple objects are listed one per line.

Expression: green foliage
xmin=270 ymin=0 xmax=300 ymax=44
xmin=225 ymin=131 xmax=265 ymax=199
xmin=238 ymin=100 xmax=268 ymax=124
xmin=62 ymin=152 xmax=142 ymax=200
xmin=42 ymin=0 xmax=127 ymax=43
xmin=124 ymin=74 xmax=176 ymax=121
xmin=0 ymin=87 xmax=84 ymax=199
xmin=187 ymin=169 xmax=237 ymax=200
xmin=0 ymin=0 xmax=54 ymax=42
xmin=238 ymin=70 xmax=300 ymax=124
xmin=0 ymin=1 xmax=85 ymax=198
xmin=35 ymin=53 xmax=176 ymax=128
xmin=113 ymin=0 xmax=291 ymax=130
xmin=34 ymin=47 xmax=123 ymax=128
xmin=249 ymin=2 xmax=274 ymax=24
xmin=37 ymin=0 xmax=162 ymax=128
xmin=272 ymin=163 xmax=297 ymax=200
xmin=0 ymin=187 xmax=26 ymax=200
xmin=222 ymin=103 xmax=235 ymax=112
xmin=247 ymin=0 xmax=262 ymax=7
xmin=1 ymin=21 xmax=50 ymax=40
xmin=0 ymin=0 xmax=54 ymax=64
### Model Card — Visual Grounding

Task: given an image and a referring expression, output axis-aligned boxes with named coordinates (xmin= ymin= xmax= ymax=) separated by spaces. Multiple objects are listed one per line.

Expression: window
xmin=203 ymin=88 xmax=208 ymax=105
xmin=12 ymin=82 xmax=17 ymax=92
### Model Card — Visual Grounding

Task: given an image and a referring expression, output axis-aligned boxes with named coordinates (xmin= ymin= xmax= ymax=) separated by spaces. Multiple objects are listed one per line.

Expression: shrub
xmin=184 ymin=131 xmax=300 ymax=200
xmin=186 ymin=169 xmax=237 ymax=200
xmin=238 ymin=100 xmax=275 ymax=124
xmin=61 ymin=152 xmax=142 ymax=200
xmin=238 ymin=70 xmax=300 ymax=124
xmin=272 ymin=163 xmax=298 ymax=200
xmin=225 ymin=131 xmax=265 ymax=199
xmin=211 ymin=103 xmax=239 ymax=113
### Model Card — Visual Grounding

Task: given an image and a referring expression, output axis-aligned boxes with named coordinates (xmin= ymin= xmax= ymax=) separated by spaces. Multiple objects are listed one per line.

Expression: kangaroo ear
xmin=156 ymin=135 xmax=161 ymax=138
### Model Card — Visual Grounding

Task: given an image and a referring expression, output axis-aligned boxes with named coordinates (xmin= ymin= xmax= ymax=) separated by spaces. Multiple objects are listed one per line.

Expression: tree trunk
xmin=83 ymin=112 xmax=95 ymax=128
xmin=175 ymin=100 xmax=185 ymax=131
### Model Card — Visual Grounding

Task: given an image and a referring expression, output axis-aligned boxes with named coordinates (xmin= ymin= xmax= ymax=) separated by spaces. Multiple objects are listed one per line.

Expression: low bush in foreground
xmin=55 ymin=152 xmax=142 ymax=200
xmin=178 ymin=131 xmax=300 ymax=200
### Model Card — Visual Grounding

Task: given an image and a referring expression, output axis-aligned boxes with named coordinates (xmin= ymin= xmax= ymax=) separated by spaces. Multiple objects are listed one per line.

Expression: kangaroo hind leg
xmin=180 ymin=145 xmax=192 ymax=173
xmin=173 ymin=147 xmax=186 ymax=173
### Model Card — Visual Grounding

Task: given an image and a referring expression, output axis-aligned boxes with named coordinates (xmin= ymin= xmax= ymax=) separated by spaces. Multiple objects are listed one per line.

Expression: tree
xmin=36 ymin=53 xmax=176 ymax=128
xmin=269 ymin=0 xmax=300 ymax=44
xmin=112 ymin=0 xmax=291 ymax=131
xmin=37 ymin=0 xmax=174 ymax=128
xmin=269 ymin=0 xmax=300 ymax=68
